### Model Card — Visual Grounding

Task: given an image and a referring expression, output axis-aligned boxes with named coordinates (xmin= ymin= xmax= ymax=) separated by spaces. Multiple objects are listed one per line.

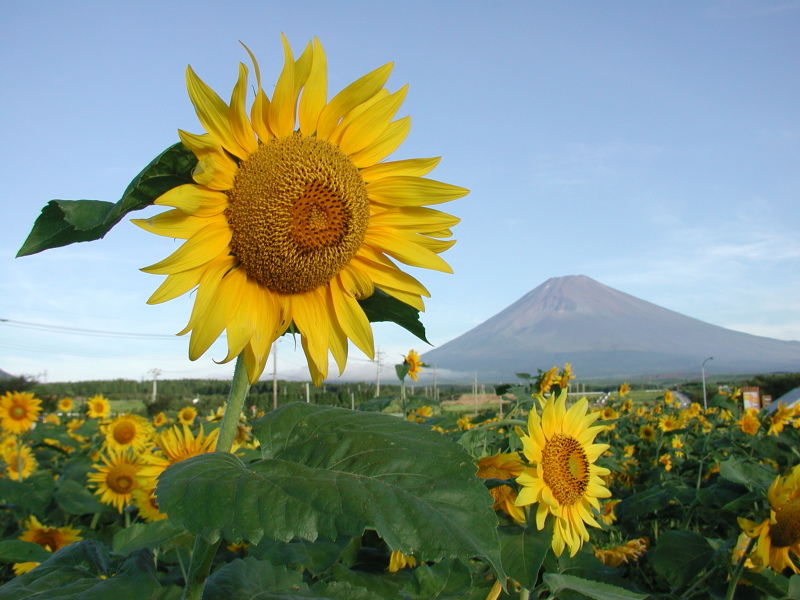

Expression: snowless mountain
xmin=421 ymin=275 xmax=800 ymax=381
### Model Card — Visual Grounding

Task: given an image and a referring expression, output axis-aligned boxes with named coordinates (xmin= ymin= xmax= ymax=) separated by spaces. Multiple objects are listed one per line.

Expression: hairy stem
xmin=180 ymin=353 xmax=251 ymax=600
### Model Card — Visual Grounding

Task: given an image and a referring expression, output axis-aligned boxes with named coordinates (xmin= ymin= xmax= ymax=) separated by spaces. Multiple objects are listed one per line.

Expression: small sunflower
xmin=557 ymin=363 xmax=575 ymax=389
xmin=104 ymin=414 xmax=153 ymax=453
xmin=4 ymin=445 xmax=38 ymax=481
xmin=152 ymin=412 xmax=167 ymax=428
xmin=638 ymin=424 xmax=657 ymax=442
xmin=86 ymin=394 xmax=111 ymax=419
xmin=477 ymin=452 xmax=526 ymax=524
xmin=404 ymin=350 xmax=423 ymax=381
xmin=515 ymin=389 xmax=612 ymax=557
xmin=137 ymin=424 xmax=219 ymax=490
xmin=663 ymin=390 xmax=674 ymax=405
xmin=57 ymin=397 xmax=74 ymax=413
xmin=131 ymin=488 xmax=167 ymax=523
xmin=0 ymin=392 xmax=42 ymax=434
xmin=19 ymin=515 xmax=82 ymax=552
xmin=593 ymin=538 xmax=647 ymax=568
xmin=618 ymin=383 xmax=631 ymax=397
xmin=87 ymin=449 xmax=141 ymax=512
xmin=658 ymin=415 xmax=682 ymax=432
xmin=177 ymin=406 xmax=197 ymax=426
xmin=739 ymin=466 xmax=800 ymax=573
xmin=537 ymin=367 xmax=559 ymax=395
xmin=133 ymin=37 xmax=466 ymax=386
xmin=44 ymin=414 xmax=60 ymax=426
xmin=388 ymin=550 xmax=417 ymax=572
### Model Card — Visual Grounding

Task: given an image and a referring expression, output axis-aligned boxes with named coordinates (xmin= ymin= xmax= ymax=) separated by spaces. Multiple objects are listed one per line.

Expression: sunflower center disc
xmin=10 ymin=406 xmax=26 ymax=420
xmin=226 ymin=133 xmax=370 ymax=295
xmin=114 ymin=423 xmax=136 ymax=444
xmin=541 ymin=433 xmax=590 ymax=506
xmin=113 ymin=475 xmax=134 ymax=493
xmin=772 ymin=498 xmax=800 ymax=547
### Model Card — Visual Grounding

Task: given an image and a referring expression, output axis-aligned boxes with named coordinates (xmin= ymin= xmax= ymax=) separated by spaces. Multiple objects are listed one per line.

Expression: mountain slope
xmin=422 ymin=275 xmax=800 ymax=380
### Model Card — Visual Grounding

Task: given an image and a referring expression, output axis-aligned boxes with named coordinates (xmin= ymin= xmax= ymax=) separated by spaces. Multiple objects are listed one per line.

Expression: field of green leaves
xmin=0 ymin=366 xmax=799 ymax=600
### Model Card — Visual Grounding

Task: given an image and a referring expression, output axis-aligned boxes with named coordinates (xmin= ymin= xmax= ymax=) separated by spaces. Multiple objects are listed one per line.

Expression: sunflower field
xmin=9 ymin=34 xmax=800 ymax=600
xmin=0 ymin=368 xmax=799 ymax=600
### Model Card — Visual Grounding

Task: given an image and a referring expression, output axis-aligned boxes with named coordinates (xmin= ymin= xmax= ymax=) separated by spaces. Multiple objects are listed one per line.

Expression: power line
xmin=0 ymin=317 xmax=181 ymax=340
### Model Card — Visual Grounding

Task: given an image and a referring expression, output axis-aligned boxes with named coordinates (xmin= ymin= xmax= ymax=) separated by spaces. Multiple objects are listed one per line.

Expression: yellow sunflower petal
xmin=364 ymin=228 xmax=453 ymax=273
xmin=349 ymin=116 xmax=411 ymax=168
xmin=228 ymin=63 xmax=258 ymax=155
xmin=367 ymin=176 xmax=469 ymax=207
xmin=299 ymin=37 xmax=327 ymax=136
xmin=146 ymin=266 xmax=204 ymax=305
xmin=338 ymin=85 xmax=408 ymax=155
xmin=268 ymin=34 xmax=297 ymax=139
xmin=240 ymin=42 xmax=272 ymax=142
xmin=188 ymin=268 xmax=247 ymax=360
xmin=360 ymin=157 xmax=441 ymax=183
xmin=141 ymin=221 xmax=231 ymax=275
xmin=154 ymin=184 xmax=228 ymax=217
xmin=330 ymin=278 xmax=374 ymax=359
xmin=317 ymin=62 xmax=394 ymax=141
xmin=131 ymin=210 xmax=211 ymax=240
xmin=369 ymin=207 xmax=460 ymax=232
xmin=185 ymin=66 xmax=247 ymax=160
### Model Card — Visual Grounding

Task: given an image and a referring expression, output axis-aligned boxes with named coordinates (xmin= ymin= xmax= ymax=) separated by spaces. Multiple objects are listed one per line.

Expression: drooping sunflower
xmin=57 ymin=397 xmax=74 ymax=413
xmin=388 ymin=550 xmax=417 ymax=572
xmin=515 ymin=389 xmax=612 ymax=557
xmin=19 ymin=515 xmax=82 ymax=552
xmin=593 ymin=538 xmax=647 ymax=568
xmin=477 ymin=452 xmax=526 ymax=524
xmin=86 ymin=394 xmax=111 ymax=419
xmin=177 ymin=406 xmax=197 ymax=426
xmin=404 ymin=350 xmax=423 ymax=381
xmin=132 ymin=37 xmax=466 ymax=385
xmin=103 ymin=414 xmax=153 ymax=453
xmin=0 ymin=391 xmax=41 ymax=434
xmin=87 ymin=449 xmax=141 ymax=513
xmin=618 ymin=383 xmax=631 ymax=397
xmin=739 ymin=466 xmax=800 ymax=573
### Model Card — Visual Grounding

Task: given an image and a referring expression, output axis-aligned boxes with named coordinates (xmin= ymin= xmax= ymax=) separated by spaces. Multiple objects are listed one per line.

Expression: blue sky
xmin=1 ymin=1 xmax=798 ymax=384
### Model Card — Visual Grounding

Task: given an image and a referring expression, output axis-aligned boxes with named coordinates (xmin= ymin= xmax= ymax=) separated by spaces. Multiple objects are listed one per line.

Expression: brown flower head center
xmin=113 ymin=421 xmax=136 ymax=444
xmin=107 ymin=464 xmax=137 ymax=494
xmin=10 ymin=406 xmax=26 ymax=420
xmin=226 ymin=133 xmax=370 ymax=295
xmin=541 ymin=433 xmax=590 ymax=506
xmin=31 ymin=529 xmax=61 ymax=552
xmin=771 ymin=498 xmax=800 ymax=547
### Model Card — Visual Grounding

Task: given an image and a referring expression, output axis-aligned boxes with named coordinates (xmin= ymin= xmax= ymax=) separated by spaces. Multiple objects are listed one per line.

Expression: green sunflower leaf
xmin=201 ymin=557 xmax=306 ymax=600
xmin=543 ymin=573 xmax=648 ymax=600
xmin=402 ymin=558 xmax=473 ymax=600
xmin=649 ymin=529 xmax=715 ymax=589
xmin=0 ymin=540 xmax=159 ymax=600
xmin=498 ymin=521 xmax=553 ymax=589
xmin=0 ymin=540 xmax=52 ymax=564
xmin=17 ymin=142 xmax=196 ymax=257
xmin=358 ymin=288 xmax=429 ymax=343
xmin=156 ymin=403 xmax=504 ymax=578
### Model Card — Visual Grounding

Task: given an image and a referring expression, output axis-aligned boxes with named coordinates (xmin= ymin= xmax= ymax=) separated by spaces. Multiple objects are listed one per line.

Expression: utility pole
xmin=305 ymin=382 xmax=310 ymax=403
xmin=272 ymin=342 xmax=279 ymax=411
xmin=148 ymin=368 xmax=161 ymax=404
xmin=474 ymin=372 xmax=479 ymax=416
xmin=374 ymin=348 xmax=385 ymax=397
xmin=433 ymin=365 xmax=439 ymax=402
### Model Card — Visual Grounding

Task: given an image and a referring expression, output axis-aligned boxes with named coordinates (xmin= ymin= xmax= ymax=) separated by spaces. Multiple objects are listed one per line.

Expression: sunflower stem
xmin=724 ymin=536 xmax=756 ymax=600
xmin=180 ymin=353 xmax=250 ymax=600
xmin=215 ymin=353 xmax=251 ymax=453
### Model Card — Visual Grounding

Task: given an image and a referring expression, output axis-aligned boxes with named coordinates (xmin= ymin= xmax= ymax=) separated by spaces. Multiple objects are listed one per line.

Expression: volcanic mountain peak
xmin=422 ymin=275 xmax=800 ymax=380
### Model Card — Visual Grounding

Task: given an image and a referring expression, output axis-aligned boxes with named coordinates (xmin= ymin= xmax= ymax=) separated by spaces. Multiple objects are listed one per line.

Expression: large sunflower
xmin=738 ymin=466 xmax=800 ymax=573
xmin=0 ymin=392 xmax=41 ymax=434
xmin=515 ymin=389 xmax=612 ymax=557
xmin=132 ymin=37 xmax=466 ymax=385
xmin=87 ymin=449 xmax=141 ymax=513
